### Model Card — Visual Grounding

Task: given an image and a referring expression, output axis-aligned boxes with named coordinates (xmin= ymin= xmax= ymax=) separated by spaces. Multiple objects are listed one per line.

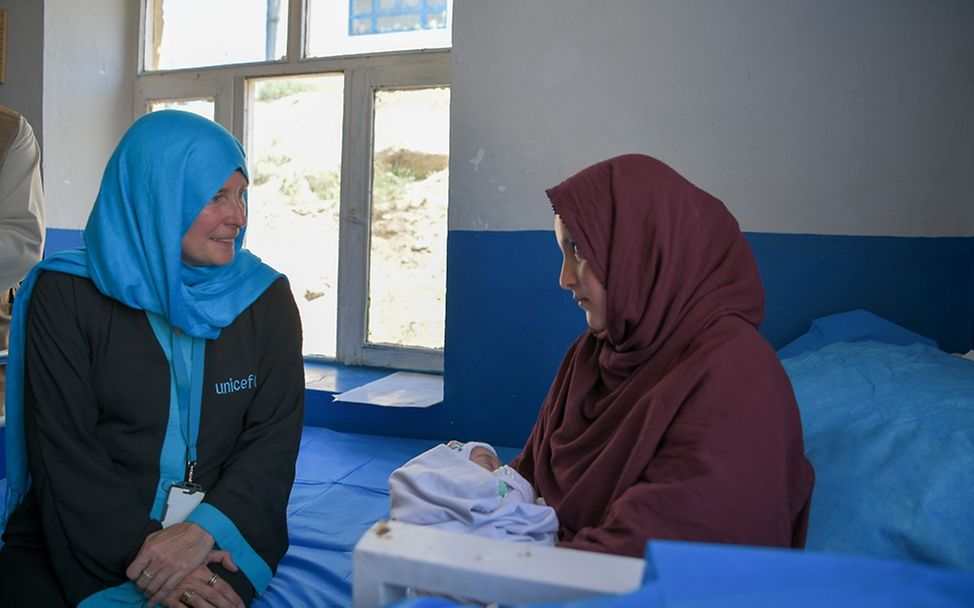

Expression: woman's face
xmin=181 ymin=170 xmax=248 ymax=266
xmin=554 ymin=214 xmax=607 ymax=333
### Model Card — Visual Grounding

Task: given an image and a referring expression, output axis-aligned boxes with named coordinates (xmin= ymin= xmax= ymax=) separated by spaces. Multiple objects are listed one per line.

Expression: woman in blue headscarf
xmin=0 ymin=111 xmax=304 ymax=607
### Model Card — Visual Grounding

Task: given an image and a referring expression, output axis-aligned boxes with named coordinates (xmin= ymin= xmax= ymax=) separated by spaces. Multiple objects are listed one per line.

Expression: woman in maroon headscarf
xmin=511 ymin=154 xmax=814 ymax=558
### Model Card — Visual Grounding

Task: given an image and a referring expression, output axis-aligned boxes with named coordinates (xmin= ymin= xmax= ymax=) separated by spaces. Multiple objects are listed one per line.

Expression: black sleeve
xmin=187 ymin=277 xmax=305 ymax=594
xmin=23 ymin=272 xmax=162 ymax=588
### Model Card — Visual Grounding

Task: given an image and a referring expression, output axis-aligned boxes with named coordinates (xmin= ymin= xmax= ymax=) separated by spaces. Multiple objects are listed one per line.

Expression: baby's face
xmin=469 ymin=446 xmax=502 ymax=471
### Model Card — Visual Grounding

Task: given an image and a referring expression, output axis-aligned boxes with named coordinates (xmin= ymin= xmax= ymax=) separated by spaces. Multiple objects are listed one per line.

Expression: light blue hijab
xmin=3 ymin=110 xmax=281 ymax=525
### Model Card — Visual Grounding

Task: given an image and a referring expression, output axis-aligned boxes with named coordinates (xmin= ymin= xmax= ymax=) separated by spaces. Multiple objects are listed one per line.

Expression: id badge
xmin=161 ymin=482 xmax=205 ymax=528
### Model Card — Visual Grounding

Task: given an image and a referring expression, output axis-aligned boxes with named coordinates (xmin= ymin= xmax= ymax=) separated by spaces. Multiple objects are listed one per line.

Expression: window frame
xmin=134 ymin=0 xmax=450 ymax=372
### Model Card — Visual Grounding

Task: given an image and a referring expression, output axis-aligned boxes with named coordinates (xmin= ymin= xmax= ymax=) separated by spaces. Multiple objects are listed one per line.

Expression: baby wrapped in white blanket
xmin=388 ymin=441 xmax=559 ymax=544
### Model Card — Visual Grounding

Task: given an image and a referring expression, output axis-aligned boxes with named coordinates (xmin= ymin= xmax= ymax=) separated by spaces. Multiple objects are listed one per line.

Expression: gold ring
xmin=206 ymin=573 xmax=219 ymax=587
xmin=141 ymin=569 xmax=154 ymax=581
xmin=180 ymin=588 xmax=195 ymax=604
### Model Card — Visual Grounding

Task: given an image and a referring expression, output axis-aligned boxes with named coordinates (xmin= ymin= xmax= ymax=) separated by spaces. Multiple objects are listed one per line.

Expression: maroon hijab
xmin=512 ymin=154 xmax=814 ymax=557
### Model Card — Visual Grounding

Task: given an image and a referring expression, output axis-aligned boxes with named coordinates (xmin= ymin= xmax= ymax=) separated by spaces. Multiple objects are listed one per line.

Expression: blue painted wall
xmin=44 ymin=227 xmax=84 ymax=255
xmin=442 ymin=230 xmax=974 ymax=447
xmin=43 ymin=227 xmax=974 ymax=448
xmin=748 ymin=233 xmax=974 ymax=354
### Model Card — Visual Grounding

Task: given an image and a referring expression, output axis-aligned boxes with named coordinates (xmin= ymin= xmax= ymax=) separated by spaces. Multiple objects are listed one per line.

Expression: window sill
xmin=304 ymin=360 xmax=443 ymax=433
xmin=304 ymin=360 xmax=394 ymax=395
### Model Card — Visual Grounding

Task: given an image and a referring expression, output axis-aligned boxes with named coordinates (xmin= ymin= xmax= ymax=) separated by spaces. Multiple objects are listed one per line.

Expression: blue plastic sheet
xmin=255 ymin=427 xmax=521 ymax=607
xmin=254 ymin=427 xmax=441 ymax=607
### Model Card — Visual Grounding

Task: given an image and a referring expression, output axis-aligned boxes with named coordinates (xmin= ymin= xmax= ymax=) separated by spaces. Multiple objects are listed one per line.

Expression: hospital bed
xmin=271 ymin=309 xmax=974 ymax=607
xmin=2 ymin=310 xmax=974 ymax=606
xmin=244 ymin=427 xmax=648 ymax=607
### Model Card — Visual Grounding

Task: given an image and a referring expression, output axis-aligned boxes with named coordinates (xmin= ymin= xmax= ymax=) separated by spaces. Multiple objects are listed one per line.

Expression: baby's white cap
xmin=446 ymin=440 xmax=497 ymax=460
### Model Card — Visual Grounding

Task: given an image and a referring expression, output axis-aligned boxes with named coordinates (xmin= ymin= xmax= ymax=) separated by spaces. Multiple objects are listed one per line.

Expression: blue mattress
xmin=776 ymin=310 xmax=974 ymax=573
xmin=782 ymin=340 xmax=974 ymax=572
xmin=253 ymin=427 xmax=438 ymax=607
xmin=257 ymin=427 xmax=520 ymax=607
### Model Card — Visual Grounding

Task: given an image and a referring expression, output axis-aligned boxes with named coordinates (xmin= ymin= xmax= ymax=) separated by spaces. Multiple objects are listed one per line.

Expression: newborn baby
xmin=388 ymin=441 xmax=559 ymax=544
xmin=445 ymin=440 xmax=540 ymax=505
xmin=459 ymin=440 xmax=503 ymax=471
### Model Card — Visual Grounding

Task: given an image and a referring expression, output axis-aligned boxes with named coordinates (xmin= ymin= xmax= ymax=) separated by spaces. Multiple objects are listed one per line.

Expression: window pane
xmin=147 ymin=98 xmax=215 ymax=121
xmin=245 ymin=74 xmax=345 ymax=358
xmin=367 ymin=87 xmax=449 ymax=349
xmin=145 ymin=0 xmax=287 ymax=70
xmin=307 ymin=0 xmax=451 ymax=58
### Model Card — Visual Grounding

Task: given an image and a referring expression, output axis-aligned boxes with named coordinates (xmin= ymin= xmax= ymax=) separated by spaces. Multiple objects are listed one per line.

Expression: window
xmin=367 ymin=87 xmax=449 ymax=352
xmin=246 ymin=75 xmax=344 ymax=359
xmin=147 ymin=98 xmax=215 ymax=121
xmin=349 ymin=0 xmax=450 ymax=36
xmin=143 ymin=0 xmax=287 ymax=70
xmin=306 ymin=0 xmax=452 ymax=57
xmin=137 ymin=1 xmax=451 ymax=372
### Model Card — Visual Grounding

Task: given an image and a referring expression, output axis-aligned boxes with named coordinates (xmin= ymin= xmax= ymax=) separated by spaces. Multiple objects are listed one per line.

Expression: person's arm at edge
xmin=0 ymin=115 xmax=45 ymax=290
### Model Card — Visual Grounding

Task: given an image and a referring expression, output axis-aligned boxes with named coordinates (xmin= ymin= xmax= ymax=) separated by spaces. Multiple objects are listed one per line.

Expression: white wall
xmin=450 ymin=0 xmax=974 ymax=236
xmin=32 ymin=1 xmax=974 ymax=236
xmin=42 ymin=0 xmax=135 ymax=229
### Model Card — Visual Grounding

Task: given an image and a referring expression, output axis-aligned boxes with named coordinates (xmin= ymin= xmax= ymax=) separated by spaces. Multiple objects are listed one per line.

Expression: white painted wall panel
xmin=450 ymin=0 xmax=974 ymax=235
xmin=43 ymin=0 xmax=134 ymax=229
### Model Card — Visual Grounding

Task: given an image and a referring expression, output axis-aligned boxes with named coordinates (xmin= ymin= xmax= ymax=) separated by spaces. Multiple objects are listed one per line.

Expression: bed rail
xmin=353 ymin=520 xmax=645 ymax=608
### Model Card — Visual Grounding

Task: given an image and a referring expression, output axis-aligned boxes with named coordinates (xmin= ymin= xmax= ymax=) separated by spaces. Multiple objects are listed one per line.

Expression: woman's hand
xmin=126 ymin=522 xmax=218 ymax=605
xmin=157 ymin=553 xmax=245 ymax=608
